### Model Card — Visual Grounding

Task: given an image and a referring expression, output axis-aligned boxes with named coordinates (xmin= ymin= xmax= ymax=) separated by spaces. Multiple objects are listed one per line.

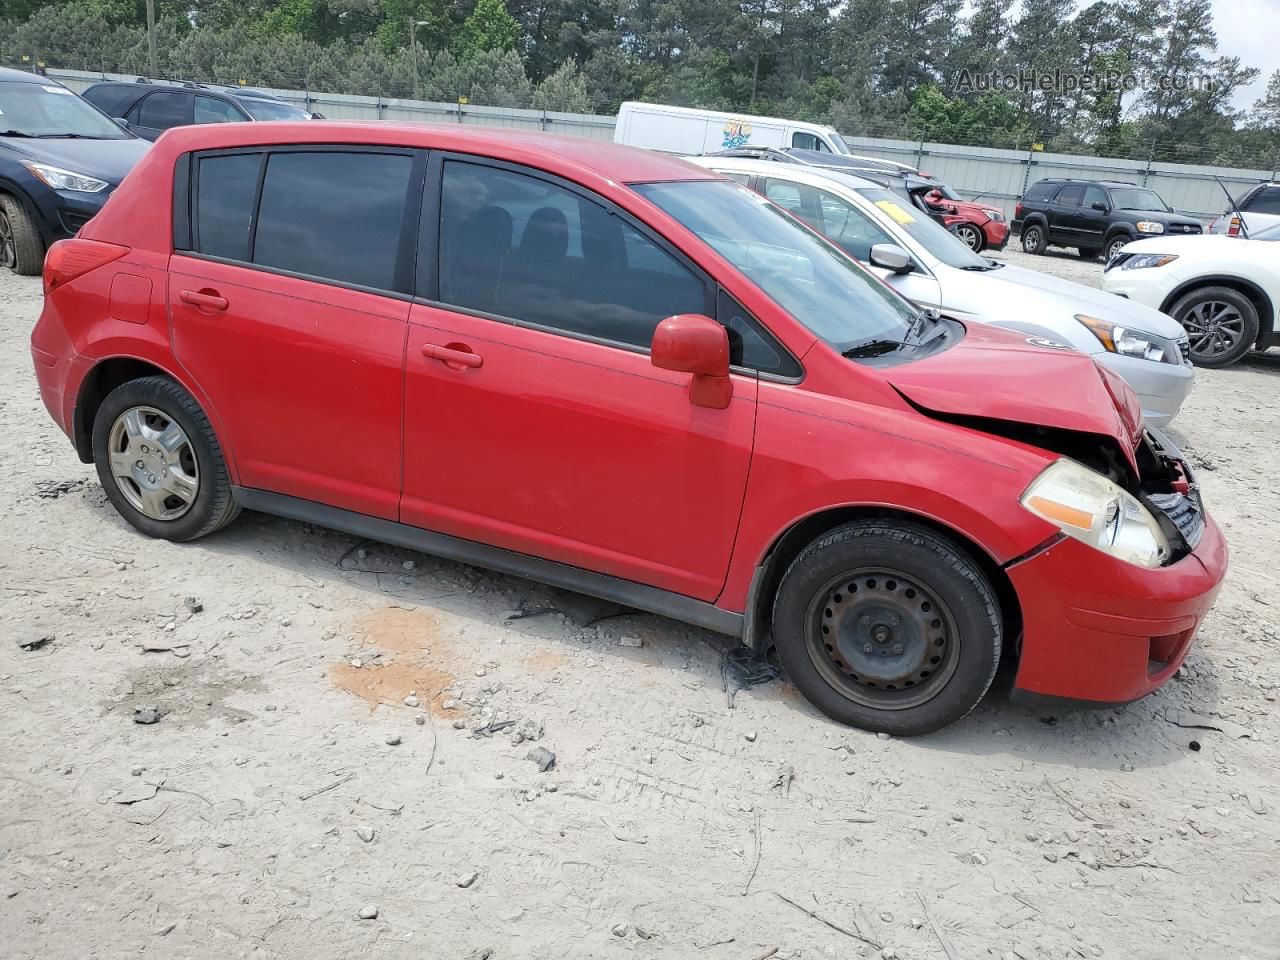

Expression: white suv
xmin=1208 ymin=182 xmax=1280 ymax=238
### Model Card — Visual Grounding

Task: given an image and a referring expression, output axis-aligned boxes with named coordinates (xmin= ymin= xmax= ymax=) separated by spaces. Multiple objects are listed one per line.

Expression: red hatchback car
xmin=31 ymin=123 xmax=1226 ymax=735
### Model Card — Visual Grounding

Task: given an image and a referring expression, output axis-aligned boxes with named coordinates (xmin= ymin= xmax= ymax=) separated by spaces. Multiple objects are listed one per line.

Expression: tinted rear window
xmin=253 ymin=151 xmax=413 ymax=291
xmin=1056 ymin=184 xmax=1086 ymax=206
xmin=196 ymin=153 xmax=261 ymax=261
xmin=1244 ymin=186 xmax=1280 ymax=215
xmin=83 ymin=84 xmax=140 ymax=117
xmin=1024 ymin=181 xmax=1059 ymax=203
xmin=138 ymin=91 xmax=187 ymax=129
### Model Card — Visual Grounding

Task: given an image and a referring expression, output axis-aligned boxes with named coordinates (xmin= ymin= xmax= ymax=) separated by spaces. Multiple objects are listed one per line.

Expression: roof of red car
xmin=155 ymin=120 xmax=713 ymax=184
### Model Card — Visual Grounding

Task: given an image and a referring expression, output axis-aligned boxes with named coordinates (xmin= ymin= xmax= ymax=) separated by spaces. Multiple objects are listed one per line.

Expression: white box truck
xmin=613 ymin=101 xmax=852 ymax=156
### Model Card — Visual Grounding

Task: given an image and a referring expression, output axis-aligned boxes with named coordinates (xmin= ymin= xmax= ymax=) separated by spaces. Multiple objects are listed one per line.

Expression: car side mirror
xmin=651 ymin=314 xmax=733 ymax=409
xmin=1092 ymin=201 xmax=1109 ymax=212
xmin=113 ymin=117 xmax=130 ymax=129
xmin=869 ymin=243 xmax=917 ymax=275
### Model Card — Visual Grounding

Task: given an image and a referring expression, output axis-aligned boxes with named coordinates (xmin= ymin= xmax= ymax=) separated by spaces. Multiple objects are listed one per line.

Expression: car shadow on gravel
xmin=141 ymin=503 xmax=1221 ymax=776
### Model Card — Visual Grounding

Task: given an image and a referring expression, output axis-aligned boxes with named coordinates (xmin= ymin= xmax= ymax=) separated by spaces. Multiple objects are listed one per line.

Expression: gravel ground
xmin=1 ymin=254 xmax=1278 ymax=960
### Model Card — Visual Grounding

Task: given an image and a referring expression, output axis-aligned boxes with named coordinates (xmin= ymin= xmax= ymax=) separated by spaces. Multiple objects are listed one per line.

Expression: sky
xmin=1211 ymin=0 xmax=1278 ymax=113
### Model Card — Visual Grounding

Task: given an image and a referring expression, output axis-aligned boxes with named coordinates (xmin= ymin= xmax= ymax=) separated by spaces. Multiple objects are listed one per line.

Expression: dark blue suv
xmin=0 ymin=68 xmax=150 ymax=275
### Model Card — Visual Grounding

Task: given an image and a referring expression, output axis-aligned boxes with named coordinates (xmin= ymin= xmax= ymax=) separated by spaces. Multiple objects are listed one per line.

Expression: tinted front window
xmin=0 ymin=80 xmax=129 ymax=138
xmin=196 ymin=153 xmax=261 ymax=261
xmin=1110 ymin=187 xmax=1170 ymax=211
xmin=195 ymin=96 xmax=244 ymax=123
xmin=137 ymin=91 xmax=187 ymax=130
xmin=1083 ymin=186 xmax=1108 ymax=208
xmin=438 ymin=162 xmax=706 ymax=349
xmin=634 ymin=180 xmax=919 ymax=353
xmin=1024 ymin=181 xmax=1058 ymax=203
xmin=254 ymin=151 xmax=412 ymax=290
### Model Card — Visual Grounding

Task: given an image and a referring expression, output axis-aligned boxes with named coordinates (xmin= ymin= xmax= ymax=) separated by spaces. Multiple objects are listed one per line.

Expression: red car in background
xmin=919 ymin=183 xmax=1010 ymax=252
xmin=31 ymin=122 xmax=1224 ymax=735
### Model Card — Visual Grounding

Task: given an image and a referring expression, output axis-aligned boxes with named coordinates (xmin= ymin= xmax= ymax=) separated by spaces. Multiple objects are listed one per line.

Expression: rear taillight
xmin=43 ymin=238 xmax=129 ymax=294
xmin=1014 ymin=202 xmax=1024 ymax=218
xmin=1227 ymin=215 xmax=1241 ymax=237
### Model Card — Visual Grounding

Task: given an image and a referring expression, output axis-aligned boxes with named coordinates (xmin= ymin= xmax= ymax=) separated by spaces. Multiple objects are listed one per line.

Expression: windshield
xmin=829 ymin=131 xmax=851 ymax=155
xmin=240 ymin=98 xmax=310 ymax=121
xmin=856 ymin=187 xmax=991 ymax=269
xmin=1110 ymin=187 xmax=1170 ymax=212
xmin=0 ymin=80 xmax=129 ymax=139
xmin=633 ymin=179 xmax=919 ymax=352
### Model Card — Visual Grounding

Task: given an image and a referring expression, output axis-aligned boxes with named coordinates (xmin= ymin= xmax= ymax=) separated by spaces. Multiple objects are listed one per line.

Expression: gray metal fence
xmin=47 ymin=67 xmax=1275 ymax=224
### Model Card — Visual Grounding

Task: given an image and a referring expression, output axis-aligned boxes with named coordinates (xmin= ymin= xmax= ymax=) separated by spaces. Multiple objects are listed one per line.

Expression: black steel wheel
xmin=772 ymin=520 xmax=1002 ymax=735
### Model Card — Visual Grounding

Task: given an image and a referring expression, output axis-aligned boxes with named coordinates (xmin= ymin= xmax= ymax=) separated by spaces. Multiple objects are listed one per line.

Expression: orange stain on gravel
xmin=329 ymin=607 xmax=461 ymax=715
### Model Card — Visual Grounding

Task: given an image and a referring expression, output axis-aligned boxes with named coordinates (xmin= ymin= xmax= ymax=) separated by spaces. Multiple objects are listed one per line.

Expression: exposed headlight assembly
xmin=1135 ymin=221 xmax=1165 ymax=234
xmin=22 ymin=162 xmax=108 ymax=193
xmin=1121 ymin=253 xmax=1178 ymax=270
xmin=1021 ymin=459 xmax=1170 ymax=568
xmin=1075 ymin=313 xmax=1167 ymax=362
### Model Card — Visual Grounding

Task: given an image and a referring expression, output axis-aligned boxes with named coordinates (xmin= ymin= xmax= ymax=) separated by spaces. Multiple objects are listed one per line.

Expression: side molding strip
xmin=232 ymin=487 xmax=745 ymax=639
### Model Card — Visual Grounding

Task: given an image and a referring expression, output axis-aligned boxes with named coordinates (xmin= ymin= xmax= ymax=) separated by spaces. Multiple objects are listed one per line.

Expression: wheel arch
xmin=743 ymin=504 xmax=1023 ymax=660
xmin=1160 ymin=275 xmax=1276 ymax=347
xmin=1102 ymin=224 xmax=1136 ymax=247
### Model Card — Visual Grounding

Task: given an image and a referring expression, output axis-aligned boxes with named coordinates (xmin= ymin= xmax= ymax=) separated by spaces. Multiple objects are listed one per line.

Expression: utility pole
xmin=145 ymin=0 xmax=158 ymax=77
xmin=409 ymin=16 xmax=419 ymax=100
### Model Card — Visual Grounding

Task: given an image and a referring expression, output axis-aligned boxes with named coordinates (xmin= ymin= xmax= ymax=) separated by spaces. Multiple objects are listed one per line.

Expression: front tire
xmin=1104 ymin=234 xmax=1130 ymax=263
xmin=772 ymin=521 xmax=1002 ymax=736
xmin=91 ymin=376 xmax=240 ymax=541
xmin=0 ymin=193 xmax=45 ymax=276
xmin=1020 ymin=223 xmax=1047 ymax=255
xmin=955 ymin=223 xmax=984 ymax=251
xmin=1170 ymin=285 xmax=1259 ymax=368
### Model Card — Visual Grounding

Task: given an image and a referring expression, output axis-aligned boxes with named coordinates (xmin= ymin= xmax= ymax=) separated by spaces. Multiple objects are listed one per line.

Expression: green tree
xmin=456 ymin=0 xmax=521 ymax=58
xmin=532 ymin=58 xmax=589 ymax=110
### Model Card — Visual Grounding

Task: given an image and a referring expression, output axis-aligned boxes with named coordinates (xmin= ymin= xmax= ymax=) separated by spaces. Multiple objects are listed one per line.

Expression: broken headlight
xmin=1021 ymin=459 xmax=1171 ymax=568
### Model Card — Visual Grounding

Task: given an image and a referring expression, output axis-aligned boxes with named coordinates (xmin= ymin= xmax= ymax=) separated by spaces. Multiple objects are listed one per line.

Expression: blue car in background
xmin=0 ymin=67 xmax=150 ymax=275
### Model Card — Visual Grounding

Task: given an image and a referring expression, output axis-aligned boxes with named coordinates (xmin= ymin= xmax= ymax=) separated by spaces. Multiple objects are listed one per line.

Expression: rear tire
xmin=1170 ymin=285 xmax=1259 ymax=368
xmin=1020 ymin=223 xmax=1047 ymax=255
xmin=91 ymin=376 xmax=240 ymax=541
xmin=772 ymin=520 xmax=1002 ymax=736
xmin=0 ymin=193 xmax=45 ymax=276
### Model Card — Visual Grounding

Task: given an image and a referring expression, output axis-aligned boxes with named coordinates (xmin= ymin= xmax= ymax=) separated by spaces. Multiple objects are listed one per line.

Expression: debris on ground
xmin=183 ymin=597 xmax=203 ymax=615
xmin=18 ymin=634 xmax=54 ymax=651
xmin=720 ymin=645 xmax=780 ymax=707
xmin=357 ymin=904 xmax=378 ymax=921
xmin=526 ymin=746 xmax=556 ymax=772
xmin=34 ymin=478 xmax=86 ymax=499
xmin=385 ymin=734 xmax=402 ymax=746
xmin=618 ymin=636 xmax=644 ymax=648
xmin=549 ymin=589 xmax=630 ymax=626
xmin=455 ymin=871 xmax=479 ymax=888
xmin=133 ymin=705 xmax=163 ymax=725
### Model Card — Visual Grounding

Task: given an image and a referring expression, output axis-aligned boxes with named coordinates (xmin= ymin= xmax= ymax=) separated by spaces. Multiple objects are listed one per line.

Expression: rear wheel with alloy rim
xmin=92 ymin=376 xmax=240 ymax=541
xmin=1170 ymin=285 xmax=1259 ymax=368
xmin=1020 ymin=223 xmax=1046 ymax=254
xmin=955 ymin=223 xmax=984 ymax=251
xmin=772 ymin=520 xmax=1002 ymax=735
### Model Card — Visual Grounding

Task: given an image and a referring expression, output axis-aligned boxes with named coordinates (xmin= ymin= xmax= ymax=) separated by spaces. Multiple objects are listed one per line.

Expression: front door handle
xmin=422 ymin=342 xmax=483 ymax=369
xmin=179 ymin=289 xmax=228 ymax=312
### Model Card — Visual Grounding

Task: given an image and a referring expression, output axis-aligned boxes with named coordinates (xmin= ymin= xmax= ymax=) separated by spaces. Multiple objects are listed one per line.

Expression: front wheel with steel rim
xmin=1170 ymin=285 xmax=1259 ymax=368
xmin=92 ymin=376 xmax=240 ymax=541
xmin=772 ymin=520 xmax=1002 ymax=735
xmin=955 ymin=223 xmax=984 ymax=252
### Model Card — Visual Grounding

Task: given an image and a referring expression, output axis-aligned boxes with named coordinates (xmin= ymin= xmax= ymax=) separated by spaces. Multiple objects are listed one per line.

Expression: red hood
xmin=950 ymin=199 xmax=1002 ymax=219
xmin=887 ymin=323 xmax=1144 ymax=470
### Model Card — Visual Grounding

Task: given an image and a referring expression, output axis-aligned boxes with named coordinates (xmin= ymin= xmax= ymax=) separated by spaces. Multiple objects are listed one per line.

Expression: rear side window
xmin=253 ymin=151 xmax=413 ymax=290
xmin=1244 ymin=186 xmax=1280 ymax=215
xmin=1024 ymin=181 xmax=1059 ymax=203
xmin=436 ymin=161 xmax=707 ymax=350
xmin=1056 ymin=184 xmax=1086 ymax=206
xmin=195 ymin=96 xmax=244 ymax=124
xmin=195 ymin=153 xmax=261 ymax=261
xmin=137 ymin=91 xmax=187 ymax=129
xmin=84 ymin=84 xmax=139 ymax=118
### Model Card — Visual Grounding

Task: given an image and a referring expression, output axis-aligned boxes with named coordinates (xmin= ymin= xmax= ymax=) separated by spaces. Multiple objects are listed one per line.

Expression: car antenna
xmin=1214 ymin=175 xmax=1250 ymax=239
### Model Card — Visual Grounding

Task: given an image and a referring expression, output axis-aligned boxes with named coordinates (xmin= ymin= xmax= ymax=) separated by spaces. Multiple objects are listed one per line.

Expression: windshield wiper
xmin=842 ymin=338 xmax=910 ymax=358
xmin=37 ymin=133 xmax=105 ymax=139
xmin=0 ymin=129 xmax=34 ymax=138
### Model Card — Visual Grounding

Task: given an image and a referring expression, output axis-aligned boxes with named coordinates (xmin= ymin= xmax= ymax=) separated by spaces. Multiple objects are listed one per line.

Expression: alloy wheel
xmin=106 ymin=406 xmax=200 ymax=521
xmin=1106 ymin=238 xmax=1127 ymax=262
xmin=956 ymin=224 xmax=982 ymax=250
xmin=806 ymin=567 xmax=960 ymax=710
xmin=0 ymin=210 xmax=15 ymax=270
xmin=1182 ymin=300 xmax=1247 ymax=361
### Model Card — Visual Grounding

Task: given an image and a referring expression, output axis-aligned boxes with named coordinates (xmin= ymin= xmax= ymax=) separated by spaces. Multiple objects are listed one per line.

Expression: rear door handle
xmin=179 ymin=289 xmax=228 ymax=312
xmin=422 ymin=343 xmax=483 ymax=369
